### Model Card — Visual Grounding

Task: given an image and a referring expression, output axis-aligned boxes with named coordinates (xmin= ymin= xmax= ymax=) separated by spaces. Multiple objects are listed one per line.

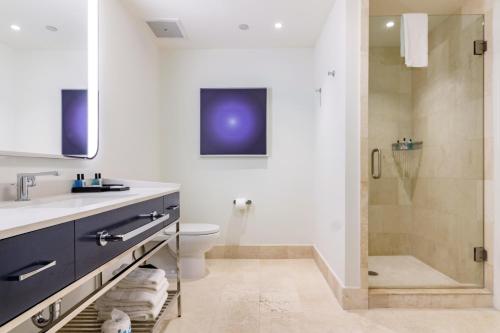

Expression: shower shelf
xmin=392 ymin=141 xmax=423 ymax=151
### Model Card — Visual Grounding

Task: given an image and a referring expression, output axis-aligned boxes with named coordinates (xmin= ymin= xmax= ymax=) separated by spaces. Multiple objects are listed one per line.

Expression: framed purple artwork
xmin=200 ymin=88 xmax=268 ymax=156
xmin=62 ymin=89 xmax=88 ymax=156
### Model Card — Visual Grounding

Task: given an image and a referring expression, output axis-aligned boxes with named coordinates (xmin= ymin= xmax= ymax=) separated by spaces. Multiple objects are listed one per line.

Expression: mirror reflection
xmin=0 ymin=0 xmax=98 ymax=158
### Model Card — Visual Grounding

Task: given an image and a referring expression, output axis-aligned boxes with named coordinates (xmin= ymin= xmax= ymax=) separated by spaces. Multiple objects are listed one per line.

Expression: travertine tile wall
xmin=368 ymin=48 xmax=414 ymax=256
xmin=410 ymin=15 xmax=485 ymax=285
xmin=368 ymin=15 xmax=486 ymax=286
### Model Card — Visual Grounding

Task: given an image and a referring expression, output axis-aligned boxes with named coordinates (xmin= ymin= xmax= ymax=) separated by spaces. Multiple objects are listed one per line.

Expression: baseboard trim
xmin=312 ymin=246 xmax=368 ymax=310
xmin=369 ymin=288 xmax=493 ymax=308
xmin=206 ymin=245 xmax=313 ymax=259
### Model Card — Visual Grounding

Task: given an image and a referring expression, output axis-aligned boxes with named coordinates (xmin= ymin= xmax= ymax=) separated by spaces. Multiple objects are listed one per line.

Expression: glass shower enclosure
xmin=368 ymin=15 xmax=485 ymax=288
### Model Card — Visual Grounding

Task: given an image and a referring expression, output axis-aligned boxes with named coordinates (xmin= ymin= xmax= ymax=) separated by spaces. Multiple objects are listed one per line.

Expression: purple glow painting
xmin=62 ymin=89 xmax=88 ymax=156
xmin=200 ymin=88 xmax=267 ymax=155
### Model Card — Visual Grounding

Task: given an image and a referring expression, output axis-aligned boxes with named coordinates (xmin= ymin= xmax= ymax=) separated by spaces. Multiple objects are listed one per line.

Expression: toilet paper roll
xmin=234 ymin=198 xmax=248 ymax=211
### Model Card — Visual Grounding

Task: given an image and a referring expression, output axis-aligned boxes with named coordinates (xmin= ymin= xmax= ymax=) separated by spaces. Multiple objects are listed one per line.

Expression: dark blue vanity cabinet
xmin=165 ymin=192 xmax=180 ymax=223
xmin=75 ymin=197 xmax=165 ymax=279
xmin=0 ymin=222 xmax=75 ymax=326
xmin=0 ymin=192 xmax=179 ymax=327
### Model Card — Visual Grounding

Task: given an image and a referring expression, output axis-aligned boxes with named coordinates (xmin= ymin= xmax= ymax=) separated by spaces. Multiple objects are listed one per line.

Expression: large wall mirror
xmin=0 ymin=0 xmax=98 ymax=159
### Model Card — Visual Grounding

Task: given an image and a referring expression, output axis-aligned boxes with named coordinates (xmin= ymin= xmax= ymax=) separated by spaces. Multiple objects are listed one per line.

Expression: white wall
xmin=0 ymin=0 xmax=162 ymax=189
xmin=160 ymin=48 xmax=315 ymax=245
xmin=0 ymin=43 xmax=15 ymax=149
xmin=344 ymin=0 xmax=362 ymax=289
xmin=313 ymin=0 xmax=362 ymax=288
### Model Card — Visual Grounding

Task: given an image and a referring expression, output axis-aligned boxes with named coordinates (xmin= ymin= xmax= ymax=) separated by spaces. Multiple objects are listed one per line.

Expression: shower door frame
xmin=364 ymin=13 xmax=488 ymax=291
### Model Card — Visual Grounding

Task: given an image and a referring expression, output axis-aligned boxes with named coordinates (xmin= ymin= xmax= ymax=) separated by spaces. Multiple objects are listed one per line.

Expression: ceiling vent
xmin=147 ymin=19 xmax=185 ymax=38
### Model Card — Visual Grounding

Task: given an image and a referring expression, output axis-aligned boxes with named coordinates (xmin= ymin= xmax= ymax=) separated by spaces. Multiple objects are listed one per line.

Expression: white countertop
xmin=0 ymin=179 xmax=180 ymax=240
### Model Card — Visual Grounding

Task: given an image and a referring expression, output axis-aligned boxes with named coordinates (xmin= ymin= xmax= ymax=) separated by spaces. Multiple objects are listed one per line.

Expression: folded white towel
xmin=400 ymin=13 xmax=428 ymax=67
xmin=95 ymin=279 xmax=168 ymax=309
xmin=97 ymin=292 xmax=168 ymax=322
xmin=121 ymin=268 xmax=165 ymax=287
xmin=114 ymin=277 xmax=169 ymax=292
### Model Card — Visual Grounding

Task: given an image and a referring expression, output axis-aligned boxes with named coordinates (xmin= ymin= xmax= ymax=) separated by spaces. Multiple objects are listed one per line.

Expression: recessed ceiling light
xmin=274 ymin=22 xmax=283 ymax=30
xmin=10 ymin=24 xmax=21 ymax=31
xmin=238 ymin=24 xmax=249 ymax=31
xmin=386 ymin=21 xmax=395 ymax=28
xmin=46 ymin=25 xmax=58 ymax=32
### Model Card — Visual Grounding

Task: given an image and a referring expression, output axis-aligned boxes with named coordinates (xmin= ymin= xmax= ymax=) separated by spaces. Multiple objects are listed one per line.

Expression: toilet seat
xmin=164 ymin=223 xmax=220 ymax=236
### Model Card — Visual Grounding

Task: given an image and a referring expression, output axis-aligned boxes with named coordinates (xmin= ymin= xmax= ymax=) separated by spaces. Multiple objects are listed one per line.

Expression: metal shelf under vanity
xmin=52 ymin=219 xmax=181 ymax=333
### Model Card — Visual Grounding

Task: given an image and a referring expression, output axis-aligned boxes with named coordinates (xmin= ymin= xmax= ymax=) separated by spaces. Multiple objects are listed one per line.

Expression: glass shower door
xmin=368 ymin=14 xmax=484 ymax=288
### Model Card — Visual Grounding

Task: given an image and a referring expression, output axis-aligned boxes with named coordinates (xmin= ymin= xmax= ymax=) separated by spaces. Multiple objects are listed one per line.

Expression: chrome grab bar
xmin=9 ymin=261 xmax=57 ymax=281
xmin=371 ymin=148 xmax=381 ymax=179
xmin=96 ymin=212 xmax=169 ymax=247
xmin=166 ymin=205 xmax=180 ymax=211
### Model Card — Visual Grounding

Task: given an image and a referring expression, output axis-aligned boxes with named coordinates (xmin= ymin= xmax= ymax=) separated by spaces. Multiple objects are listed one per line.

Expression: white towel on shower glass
xmin=400 ymin=13 xmax=428 ymax=67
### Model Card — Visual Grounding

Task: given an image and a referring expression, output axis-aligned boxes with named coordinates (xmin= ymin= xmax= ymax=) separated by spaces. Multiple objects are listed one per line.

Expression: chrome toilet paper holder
xmin=233 ymin=199 xmax=252 ymax=205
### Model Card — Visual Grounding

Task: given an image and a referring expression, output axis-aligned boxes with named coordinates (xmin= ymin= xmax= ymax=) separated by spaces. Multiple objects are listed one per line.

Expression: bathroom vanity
xmin=0 ymin=181 xmax=181 ymax=333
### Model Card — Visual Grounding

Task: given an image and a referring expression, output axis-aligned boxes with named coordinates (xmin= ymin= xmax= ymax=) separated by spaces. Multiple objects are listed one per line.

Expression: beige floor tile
xmin=161 ymin=259 xmax=500 ymax=333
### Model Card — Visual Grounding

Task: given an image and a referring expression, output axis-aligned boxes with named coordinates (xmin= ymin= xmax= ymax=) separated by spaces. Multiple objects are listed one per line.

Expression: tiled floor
xmin=368 ymin=256 xmax=478 ymax=288
xmin=161 ymin=259 xmax=500 ymax=333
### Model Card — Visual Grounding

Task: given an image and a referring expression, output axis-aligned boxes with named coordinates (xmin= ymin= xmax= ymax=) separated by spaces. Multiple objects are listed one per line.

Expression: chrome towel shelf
xmin=392 ymin=141 xmax=423 ymax=151
xmin=58 ymin=292 xmax=179 ymax=333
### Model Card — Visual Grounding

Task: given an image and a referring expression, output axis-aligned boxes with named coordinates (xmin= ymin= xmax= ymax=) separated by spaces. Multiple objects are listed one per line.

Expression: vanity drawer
xmin=164 ymin=192 xmax=180 ymax=225
xmin=0 ymin=223 xmax=75 ymax=326
xmin=75 ymin=197 xmax=165 ymax=278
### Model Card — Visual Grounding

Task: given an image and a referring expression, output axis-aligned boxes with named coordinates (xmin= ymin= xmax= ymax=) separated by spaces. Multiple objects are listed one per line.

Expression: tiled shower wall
xmin=369 ymin=15 xmax=485 ymax=285
xmin=368 ymin=48 xmax=413 ymax=255
xmin=410 ymin=15 xmax=484 ymax=285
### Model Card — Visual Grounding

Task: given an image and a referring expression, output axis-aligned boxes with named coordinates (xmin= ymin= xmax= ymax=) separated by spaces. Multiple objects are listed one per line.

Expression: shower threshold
xmin=368 ymin=256 xmax=479 ymax=289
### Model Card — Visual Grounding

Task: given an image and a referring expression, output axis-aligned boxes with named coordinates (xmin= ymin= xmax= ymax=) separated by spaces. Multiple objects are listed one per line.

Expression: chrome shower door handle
xmin=371 ymin=148 xmax=381 ymax=179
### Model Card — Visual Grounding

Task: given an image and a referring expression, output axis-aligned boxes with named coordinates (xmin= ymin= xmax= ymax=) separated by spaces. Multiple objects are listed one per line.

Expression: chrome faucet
xmin=16 ymin=171 xmax=60 ymax=201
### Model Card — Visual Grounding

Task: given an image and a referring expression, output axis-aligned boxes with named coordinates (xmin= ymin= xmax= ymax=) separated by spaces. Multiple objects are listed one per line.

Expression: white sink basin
xmin=30 ymin=197 xmax=118 ymax=209
xmin=0 ymin=193 xmax=135 ymax=209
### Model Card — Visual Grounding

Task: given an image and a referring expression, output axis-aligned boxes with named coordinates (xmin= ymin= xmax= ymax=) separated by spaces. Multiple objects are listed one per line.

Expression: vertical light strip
xmin=87 ymin=0 xmax=99 ymax=158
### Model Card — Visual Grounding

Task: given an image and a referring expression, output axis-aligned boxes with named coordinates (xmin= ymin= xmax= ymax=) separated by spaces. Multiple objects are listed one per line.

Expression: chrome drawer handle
xmin=97 ymin=212 xmax=169 ymax=246
xmin=138 ymin=211 xmax=161 ymax=219
xmin=166 ymin=205 xmax=180 ymax=211
xmin=9 ymin=261 xmax=57 ymax=281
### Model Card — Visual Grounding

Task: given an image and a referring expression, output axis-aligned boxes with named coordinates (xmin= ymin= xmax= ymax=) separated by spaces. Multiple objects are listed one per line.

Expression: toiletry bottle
xmin=81 ymin=174 xmax=87 ymax=187
xmin=73 ymin=174 xmax=81 ymax=188
xmin=93 ymin=173 xmax=100 ymax=186
xmin=98 ymin=173 xmax=103 ymax=186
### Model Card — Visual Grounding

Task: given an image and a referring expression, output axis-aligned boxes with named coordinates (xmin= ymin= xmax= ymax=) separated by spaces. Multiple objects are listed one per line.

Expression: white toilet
xmin=155 ymin=223 xmax=220 ymax=279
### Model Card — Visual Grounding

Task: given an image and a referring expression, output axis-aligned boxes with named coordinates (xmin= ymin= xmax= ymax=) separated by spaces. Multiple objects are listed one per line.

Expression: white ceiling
xmin=0 ymin=0 xmax=87 ymax=50
xmin=123 ymin=0 xmax=335 ymax=49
